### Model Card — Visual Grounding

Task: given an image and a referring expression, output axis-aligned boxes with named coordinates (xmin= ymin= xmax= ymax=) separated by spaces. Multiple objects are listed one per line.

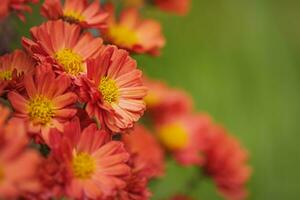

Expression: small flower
xmin=0 ymin=0 xmax=39 ymax=21
xmin=156 ymin=114 xmax=213 ymax=166
xmin=48 ymin=117 xmax=131 ymax=199
xmin=76 ymin=45 xmax=147 ymax=133
xmin=0 ymin=49 xmax=35 ymax=94
xmin=7 ymin=65 xmax=77 ymax=143
xmin=0 ymin=105 xmax=42 ymax=199
xmin=123 ymin=124 xmax=165 ymax=178
xmin=154 ymin=0 xmax=191 ymax=16
xmin=41 ymin=0 xmax=108 ymax=29
xmin=102 ymin=6 xmax=165 ymax=56
xmin=22 ymin=20 xmax=103 ymax=78
xmin=203 ymin=125 xmax=251 ymax=200
xmin=144 ymin=78 xmax=193 ymax=124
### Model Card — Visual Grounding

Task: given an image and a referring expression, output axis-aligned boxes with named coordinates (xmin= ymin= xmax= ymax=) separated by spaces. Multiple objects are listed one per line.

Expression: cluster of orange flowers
xmin=0 ymin=0 xmax=251 ymax=200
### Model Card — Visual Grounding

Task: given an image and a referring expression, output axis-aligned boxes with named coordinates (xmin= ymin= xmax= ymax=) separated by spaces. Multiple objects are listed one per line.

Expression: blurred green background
xmin=11 ymin=0 xmax=300 ymax=199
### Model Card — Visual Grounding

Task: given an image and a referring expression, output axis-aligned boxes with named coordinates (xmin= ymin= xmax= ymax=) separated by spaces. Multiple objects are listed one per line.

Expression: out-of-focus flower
xmin=41 ymin=0 xmax=108 ymax=29
xmin=7 ymin=65 xmax=77 ymax=143
xmin=0 ymin=49 xmax=35 ymax=94
xmin=48 ymin=117 xmax=131 ymax=199
xmin=156 ymin=114 xmax=212 ymax=166
xmin=0 ymin=0 xmax=39 ymax=21
xmin=123 ymin=124 xmax=165 ymax=178
xmin=76 ymin=45 xmax=147 ymax=133
xmin=154 ymin=0 xmax=190 ymax=16
xmin=203 ymin=125 xmax=251 ymax=200
xmin=102 ymin=6 xmax=165 ymax=56
xmin=0 ymin=105 xmax=42 ymax=199
xmin=144 ymin=78 xmax=193 ymax=124
xmin=22 ymin=20 xmax=103 ymax=78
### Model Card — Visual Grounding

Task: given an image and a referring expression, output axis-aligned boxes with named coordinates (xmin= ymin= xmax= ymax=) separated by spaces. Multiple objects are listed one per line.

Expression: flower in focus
xmin=0 ymin=49 xmax=35 ymax=94
xmin=76 ymin=45 xmax=147 ymax=133
xmin=144 ymin=78 xmax=193 ymax=124
xmin=154 ymin=0 xmax=191 ymax=16
xmin=0 ymin=0 xmax=38 ymax=21
xmin=0 ymin=105 xmax=42 ymax=199
xmin=156 ymin=114 xmax=213 ymax=166
xmin=49 ymin=117 xmax=131 ymax=199
xmin=22 ymin=20 xmax=103 ymax=78
xmin=41 ymin=0 xmax=108 ymax=29
xmin=102 ymin=6 xmax=165 ymax=56
xmin=203 ymin=125 xmax=251 ymax=200
xmin=123 ymin=124 xmax=165 ymax=178
xmin=7 ymin=65 xmax=77 ymax=143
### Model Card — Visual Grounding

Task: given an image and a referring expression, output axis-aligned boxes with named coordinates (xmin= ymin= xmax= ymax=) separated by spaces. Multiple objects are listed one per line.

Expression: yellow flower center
xmin=54 ymin=48 xmax=84 ymax=76
xmin=63 ymin=10 xmax=85 ymax=23
xmin=99 ymin=77 xmax=119 ymax=103
xmin=108 ymin=25 xmax=138 ymax=47
xmin=72 ymin=152 xmax=96 ymax=179
xmin=158 ymin=123 xmax=189 ymax=150
xmin=28 ymin=96 xmax=55 ymax=125
xmin=0 ymin=70 xmax=12 ymax=81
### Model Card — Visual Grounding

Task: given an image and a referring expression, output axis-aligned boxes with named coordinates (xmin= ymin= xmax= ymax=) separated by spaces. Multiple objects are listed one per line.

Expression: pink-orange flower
xmin=22 ymin=20 xmax=103 ymax=78
xmin=76 ymin=45 xmax=147 ymax=133
xmin=49 ymin=117 xmax=131 ymax=199
xmin=154 ymin=0 xmax=191 ymax=16
xmin=123 ymin=124 xmax=165 ymax=178
xmin=144 ymin=78 xmax=193 ymax=124
xmin=102 ymin=6 xmax=165 ymax=56
xmin=155 ymin=113 xmax=213 ymax=166
xmin=0 ymin=0 xmax=38 ymax=21
xmin=0 ymin=105 xmax=42 ymax=199
xmin=203 ymin=125 xmax=251 ymax=200
xmin=7 ymin=65 xmax=77 ymax=143
xmin=41 ymin=0 xmax=108 ymax=29
xmin=0 ymin=49 xmax=35 ymax=94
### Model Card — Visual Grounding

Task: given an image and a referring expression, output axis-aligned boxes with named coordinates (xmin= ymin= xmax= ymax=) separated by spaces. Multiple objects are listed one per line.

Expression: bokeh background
xmin=10 ymin=0 xmax=300 ymax=199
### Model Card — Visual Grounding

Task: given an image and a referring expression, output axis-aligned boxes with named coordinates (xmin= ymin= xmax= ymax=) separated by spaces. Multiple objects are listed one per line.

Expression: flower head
xmin=123 ymin=124 xmax=165 ymax=178
xmin=156 ymin=114 xmax=213 ymax=166
xmin=144 ymin=78 xmax=193 ymax=124
xmin=76 ymin=45 xmax=147 ymax=133
xmin=0 ymin=105 xmax=42 ymax=199
xmin=7 ymin=65 xmax=77 ymax=143
xmin=22 ymin=20 xmax=103 ymax=78
xmin=0 ymin=49 xmax=35 ymax=94
xmin=154 ymin=0 xmax=191 ymax=16
xmin=41 ymin=0 xmax=108 ymax=29
xmin=203 ymin=125 xmax=251 ymax=200
xmin=49 ymin=117 xmax=131 ymax=199
xmin=102 ymin=6 xmax=165 ymax=56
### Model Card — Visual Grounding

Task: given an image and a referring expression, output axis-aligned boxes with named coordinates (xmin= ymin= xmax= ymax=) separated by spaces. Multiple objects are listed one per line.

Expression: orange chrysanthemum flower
xmin=156 ymin=114 xmax=212 ymax=166
xmin=144 ymin=78 xmax=193 ymax=124
xmin=41 ymin=0 xmax=108 ymax=29
xmin=154 ymin=0 xmax=191 ymax=16
xmin=102 ymin=6 xmax=165 ymax=56
xmin=0 ymin=0 xmax=38 ymax=21
xmin=0 ymin=49 xmax=35 ymax=94
xmin=22 ymin=20 xmax=103 ymax=78
xmin=49 ymin=117 xmax=131 ymax=199
xmin=203 ymin=125 xmax=251 ymax=200
xmin=0 ymin=105 xmax=42 ymax=198
xmin=7 ymin=65 xmax=77 ymax=143
xmin=123 ymin=124 xmax=165 ymax=178
xmin=76 ymin=45 xmax=147 ymax=133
